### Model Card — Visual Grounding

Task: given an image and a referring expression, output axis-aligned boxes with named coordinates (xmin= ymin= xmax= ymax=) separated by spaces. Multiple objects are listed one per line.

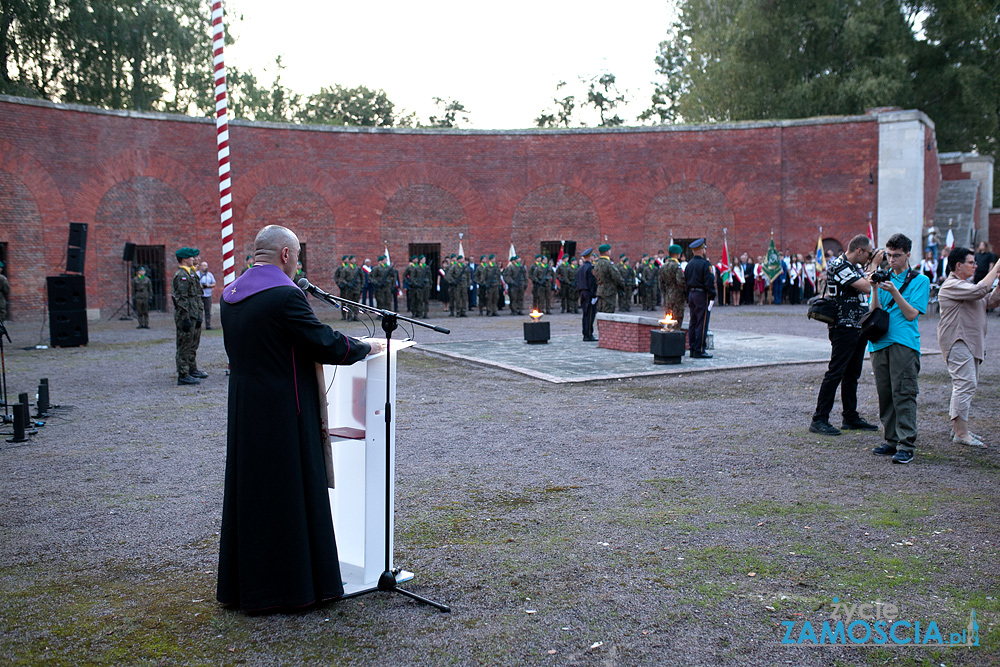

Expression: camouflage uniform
xmin=482 ymin=260 xmax=501 ymax=316
xmin=616 ymin=259 xmax=633 ymax=312
xmin=334 ymin=260 xmax=351 ymax=319
xmin=658 ymin=257 xmax=687 ymax=325
xmin=566 ymin=260 xmax=580 ymax=313
xmin=558 ymin=262 xmax=574 ymax=313
xmin=402 ymin=261 xmax=418 ymax=315
xmin=0 ymin=273 xmax=10 ymax=321
xmin=132 ymin=272 xmax=152 ymax=328
xmin=502 ymin=260 xmax=527 ymax=315
xmin=172 ymin=263 xmax=203 ymax=381
xmin=593 ymin=255 xmax=623 ymax=313
xmin=640 ymin=260 xmax=659 ymax=311
xmin=372 ymin=261 xmax=394 ymax=310
xmin=417 ymin=260 xmax=432 ymax=318
xmin=448 ymin=259 xmax=470 ymax=316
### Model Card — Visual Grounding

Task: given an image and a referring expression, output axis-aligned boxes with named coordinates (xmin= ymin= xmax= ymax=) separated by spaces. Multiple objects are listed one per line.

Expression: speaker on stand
xmin=109 ymin=242 xmax=136 ymax=321
xmin=47 ymin=275 xmax=88 ymax=347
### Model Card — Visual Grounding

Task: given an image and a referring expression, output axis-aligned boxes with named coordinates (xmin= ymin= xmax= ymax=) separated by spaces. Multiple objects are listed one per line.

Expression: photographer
xmin=810 ymin=235 xmax=883 ymax=435
xmin=869 ymin=233 xmax=931 ymax=465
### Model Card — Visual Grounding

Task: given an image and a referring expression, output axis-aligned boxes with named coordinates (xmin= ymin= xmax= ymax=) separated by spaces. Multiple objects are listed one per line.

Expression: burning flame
xmin=660 ymin=313 xmax=676 ymax=329
xmin=529 ymin=309 xmax=543 ymax=320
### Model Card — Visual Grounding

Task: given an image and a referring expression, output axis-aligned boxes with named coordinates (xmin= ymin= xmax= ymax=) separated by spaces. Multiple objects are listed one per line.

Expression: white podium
xmin=322 ymin=340 xmax=415 ymax=597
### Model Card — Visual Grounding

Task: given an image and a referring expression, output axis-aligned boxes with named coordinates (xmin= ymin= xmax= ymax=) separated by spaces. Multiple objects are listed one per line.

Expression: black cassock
xmin=216 ymin=265 xmax=371 ymax=612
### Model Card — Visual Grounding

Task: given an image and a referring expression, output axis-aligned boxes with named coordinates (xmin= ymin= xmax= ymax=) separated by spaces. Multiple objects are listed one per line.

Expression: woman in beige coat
xmin=937 ymin=247 xmax=1000 ymax=447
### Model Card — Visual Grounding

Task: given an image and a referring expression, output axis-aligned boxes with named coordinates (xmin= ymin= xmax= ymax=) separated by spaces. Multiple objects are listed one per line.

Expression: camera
xmin=870 ymin=269 xmax=892 ymax=283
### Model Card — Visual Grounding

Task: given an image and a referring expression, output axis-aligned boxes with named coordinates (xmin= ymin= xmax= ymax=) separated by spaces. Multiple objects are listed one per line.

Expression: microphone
xmin=297 ymin=278 xmax=340 ymax=308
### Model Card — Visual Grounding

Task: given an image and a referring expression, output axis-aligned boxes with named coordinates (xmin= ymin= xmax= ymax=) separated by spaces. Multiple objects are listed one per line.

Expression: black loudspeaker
xmin=565 ymin=241 xmax=577 ymax=258
xmin=49 ymin=311 xmax=88 ymax=347
xmin=46 ymin=275 xmax=87 ymax=312
xmin=68 ymin=222 xmax=88 ymax=250
xmin=122 ymin=242 xmax=136 ymax=262
xmin=66 ymin=247 xmax=85 ymax=274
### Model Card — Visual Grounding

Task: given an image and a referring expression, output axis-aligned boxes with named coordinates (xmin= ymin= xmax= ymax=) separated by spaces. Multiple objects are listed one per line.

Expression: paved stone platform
xmin=415 ymin=329 xmax=841 ymax=383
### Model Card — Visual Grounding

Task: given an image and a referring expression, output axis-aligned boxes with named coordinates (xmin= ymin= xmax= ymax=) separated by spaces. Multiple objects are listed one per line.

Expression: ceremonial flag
xmin=945 ymin=227 xmax=955 ymax=249
xmin=557 ymin=240 xmax=564 ymax=264
xmin=867 ymin=221 xmax=874 ymax=244
xmin=720 ymin=236 xmax=731 ymax=283
xmin=764 ymin=238 xmax=782 ymax=282
xmin=384 ymin=245 xmax=390 ymax=266
xmin=508 ymin=243 xmax=516 ymax=261
xmin=815 ymin=236 xmax=826 ymax=272
xmin=458 ymin=239 xmax=464 ymax=258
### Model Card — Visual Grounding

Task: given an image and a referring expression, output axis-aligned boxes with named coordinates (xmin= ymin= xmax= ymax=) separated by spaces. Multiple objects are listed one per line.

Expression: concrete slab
xmin=415 ymin=329 xmax=844 ymax=383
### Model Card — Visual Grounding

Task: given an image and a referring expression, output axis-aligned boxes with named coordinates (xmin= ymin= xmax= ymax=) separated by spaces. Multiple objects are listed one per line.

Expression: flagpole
xmin=211 ymin=0 xmax=236 ymax=286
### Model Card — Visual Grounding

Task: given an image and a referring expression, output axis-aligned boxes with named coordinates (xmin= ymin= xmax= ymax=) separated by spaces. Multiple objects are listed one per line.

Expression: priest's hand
xmin=365 ymin=338 xmax=385 ymax=356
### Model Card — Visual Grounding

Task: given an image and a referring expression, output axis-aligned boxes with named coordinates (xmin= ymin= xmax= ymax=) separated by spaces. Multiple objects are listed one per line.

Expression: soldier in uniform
xmin=616 ymin=254 xmax=633 ymax=312
xmin=417 ymin=255 xmax=432 ymax=318
xmin=684 ymin=238 xmax=716 ymax=358
xmin=345 ymin=256 xmax=363 ymax=318
xmin=172 ymin=247 xmax=206 ymax=385
xmin=528 ymin=255 xmax=544 ymax=313
xmin=503 ymin=256 xmax=527 ymax=315
xmin=639 ymin=255 xmax=656 ymax=311
xmin=576 ymin=248 xmax=598 ymax=340
xmin=133 ymin=265 xmax=152 ymax=328
xmin=566 ymin=257 xmax=580 ymax=313
xmin=334 ymin=255 xmax=351 ymax=319
xmin=448 ymin=254 xmax=470 ymax=316
xmin=659 ymin=244 xmax=687 ymax=325
xmin=372 ymin=255 xmax=394 ymax=310
xmin=593 ymin=243 xmax=623 ymax=313
xmin=474 ymin=256 xmax=487 ymax=316
xmin=0 ymin=261 xmax=11 ymax=321
xmin=481 ymin=254 xmax=500 ymax=316
xmin=402 ymin=256 xmax=418 ymax=316
xmin=441 ymin=255 xmax=455 ymax=315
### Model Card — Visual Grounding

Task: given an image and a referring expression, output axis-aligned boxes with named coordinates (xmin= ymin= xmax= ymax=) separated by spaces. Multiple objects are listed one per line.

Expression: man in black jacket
xmin=575 ymin=248 xmax=598 ymax=341
xmin=684 ymin=239 xmax=716 ymax=358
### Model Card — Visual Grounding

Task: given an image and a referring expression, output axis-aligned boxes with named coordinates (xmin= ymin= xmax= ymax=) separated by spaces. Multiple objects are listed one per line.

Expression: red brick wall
xmin=0 ymin=97 xmax=883 ymax=316
xmin=991 ymin=211 xmax=1000 ymax=251
xmin=597 ymin=319 xmax=661 ymax=353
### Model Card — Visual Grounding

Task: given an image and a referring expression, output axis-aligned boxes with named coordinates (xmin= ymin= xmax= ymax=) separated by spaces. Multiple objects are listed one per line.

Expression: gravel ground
xmin=0 ymin=302 xmax=997 ymax=667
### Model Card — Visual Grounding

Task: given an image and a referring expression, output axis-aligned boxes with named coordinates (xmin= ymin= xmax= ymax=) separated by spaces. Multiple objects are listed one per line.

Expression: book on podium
xmin=321 ymin=339 xmax=416 ymax=597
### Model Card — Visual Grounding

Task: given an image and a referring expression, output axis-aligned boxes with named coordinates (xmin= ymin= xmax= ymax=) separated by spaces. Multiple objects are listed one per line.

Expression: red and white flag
xmin=720 ymin=236 xmax=732 ymax=283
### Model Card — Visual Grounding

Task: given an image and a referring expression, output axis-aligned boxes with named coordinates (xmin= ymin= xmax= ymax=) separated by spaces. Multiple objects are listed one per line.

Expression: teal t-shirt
xmin=869 ymin=269 xmax=929 ymax=354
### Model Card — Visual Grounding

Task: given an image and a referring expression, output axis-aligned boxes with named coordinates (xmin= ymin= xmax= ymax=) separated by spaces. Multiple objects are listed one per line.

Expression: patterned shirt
xmin=825 ymin=254 xmax=867 ymax=328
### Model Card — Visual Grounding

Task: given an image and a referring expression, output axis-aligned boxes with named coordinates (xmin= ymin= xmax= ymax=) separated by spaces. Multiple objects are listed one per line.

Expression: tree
xmin=2 ymin=0 xmax=214 ymax=113
xmin=228 ymin=57 xmax=302 ymax=122
xmin=535 ymin=81 xmax=576 ymax=128
xmin=297 ymin=84 xmax=395 ymax=127
xmin=585 ymin=73 xmax=626 ymax=127
xmin=647 ymin=0 xmax=919 ymax=123
xmin=910 ymin=0 xmax=1000 ymax=204
xmin=426 ymin=97 xmax=469 ymax=128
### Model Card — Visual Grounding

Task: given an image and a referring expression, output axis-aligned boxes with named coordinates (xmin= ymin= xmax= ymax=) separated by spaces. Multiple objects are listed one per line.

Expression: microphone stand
xmin=301 ymin=281 xmax=451 ymax=612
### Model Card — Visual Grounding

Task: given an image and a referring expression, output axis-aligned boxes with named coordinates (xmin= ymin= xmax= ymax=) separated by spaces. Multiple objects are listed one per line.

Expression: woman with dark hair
xmin=973 ymin=241 xmax=997 ymax=284
xmin=937 ymin=247 xmax=1000 ymax=447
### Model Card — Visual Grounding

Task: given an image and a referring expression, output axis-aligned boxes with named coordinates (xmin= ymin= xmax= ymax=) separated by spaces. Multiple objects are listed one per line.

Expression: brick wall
xmin=1 ymin=97 xmax=888 ymax=317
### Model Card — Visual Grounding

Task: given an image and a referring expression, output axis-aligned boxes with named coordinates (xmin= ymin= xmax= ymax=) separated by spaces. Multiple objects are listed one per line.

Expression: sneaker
xmin=809 ymin=420 xmax=841 ymax=436
xmin=872 ymin=443 xmax=897 ymax=456
xmin=177 ymin=375 xmax=200 ymax=386
xmin=842 ymin=417 xmax=879 ymax=431
xmin=891 ymin=450 xmax=914 ymax=464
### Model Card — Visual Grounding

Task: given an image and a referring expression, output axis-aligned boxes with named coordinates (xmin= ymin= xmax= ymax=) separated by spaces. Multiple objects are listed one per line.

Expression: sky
xmin=224 ymin=0 xmax=678 ymax=129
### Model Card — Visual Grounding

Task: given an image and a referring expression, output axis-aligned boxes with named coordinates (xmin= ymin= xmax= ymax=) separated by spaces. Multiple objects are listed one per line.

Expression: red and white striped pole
xmin=212 ymin=0 xmax=236 ymax=286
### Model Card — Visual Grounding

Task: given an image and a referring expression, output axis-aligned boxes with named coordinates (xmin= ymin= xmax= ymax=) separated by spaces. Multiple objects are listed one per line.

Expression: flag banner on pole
xmin=720 ymin=237 xmax=731 ymax=283
xmin=816 ymin=236 xmax=827 ymax=272
xmin=508 ymin=243 xmax=516 ymax=261
xmin=945 ymin=228 xmax=955 ymax=249
xmin=867 ymin=221 xmax=874 ymax=244
xmin=458 ymin=240 xmax=464 ymax=258
xmin=764 ymin=238 xmax=782 ymax=282
xmin=384 ymin=245 xmax=390 ymax=266
xmin=557 ymin=240 xmax=564 ymax=263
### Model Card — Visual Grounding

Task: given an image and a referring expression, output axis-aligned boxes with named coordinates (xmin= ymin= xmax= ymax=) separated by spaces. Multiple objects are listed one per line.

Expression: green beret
xmin=457 ymin=254 xmax=464 ymax=260
xmin=488 ymin=254 xmax=495 ymax=260
xmin=342 ymin=255 xmax=349 ymax=261
xmin=669 ymin=244 xmax=683 ymax=255
xmin=175 ymin=247 xmax=198 ymax=259
xmin=377 ymin=255 xmax=386 ymax=261
xmin=598 ymin=243 xmax=611 ymax=253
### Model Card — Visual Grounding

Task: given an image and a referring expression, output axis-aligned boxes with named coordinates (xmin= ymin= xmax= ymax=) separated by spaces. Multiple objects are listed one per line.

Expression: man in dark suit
xmin=575 ymin=247 xmax=598 ymax=341
xmin=684 ymin=238 xmax=716 ymax=358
